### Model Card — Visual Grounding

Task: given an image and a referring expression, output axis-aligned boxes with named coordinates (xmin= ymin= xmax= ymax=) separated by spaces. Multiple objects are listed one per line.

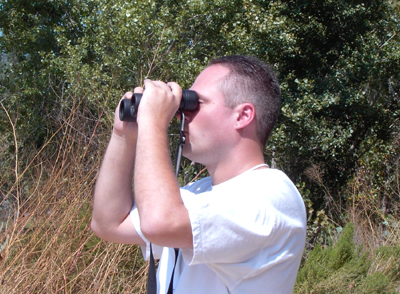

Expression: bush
xmin=295 ymin=223 xmax=400 ymax=293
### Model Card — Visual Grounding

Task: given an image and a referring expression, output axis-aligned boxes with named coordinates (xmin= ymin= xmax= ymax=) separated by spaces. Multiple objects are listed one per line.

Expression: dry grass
xmin=347 ymin=166 xmax=400 ymax=252
xmin=304 ymin=158 xmax=400 ymax=250
xmin=0 ymin=93 xmax=148 ymax=293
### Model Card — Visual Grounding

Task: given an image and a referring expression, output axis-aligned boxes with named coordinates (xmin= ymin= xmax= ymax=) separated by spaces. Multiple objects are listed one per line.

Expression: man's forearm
xmin=92 ymin=133 xmax=136 ymax=237
xmin=134 ymin=121 xmax=193 ymax=248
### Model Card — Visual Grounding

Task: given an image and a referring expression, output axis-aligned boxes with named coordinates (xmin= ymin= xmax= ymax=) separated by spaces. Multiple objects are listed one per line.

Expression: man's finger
xmin=134 ymin=87 xmax=144 ymax=94
xmin=167 ymin=82 xmax=183 ymax=101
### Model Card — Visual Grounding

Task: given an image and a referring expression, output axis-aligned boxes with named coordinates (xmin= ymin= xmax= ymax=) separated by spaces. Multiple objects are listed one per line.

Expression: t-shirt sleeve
xmin=130 ymin=205 xmax=164 ymax=260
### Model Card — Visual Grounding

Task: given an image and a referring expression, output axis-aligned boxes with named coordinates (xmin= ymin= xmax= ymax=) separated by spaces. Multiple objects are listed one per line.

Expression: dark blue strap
xmin=167 ymin=248 xmax=179 ymax=294
xmin=147 ymin=243 xmax=157 ymax=294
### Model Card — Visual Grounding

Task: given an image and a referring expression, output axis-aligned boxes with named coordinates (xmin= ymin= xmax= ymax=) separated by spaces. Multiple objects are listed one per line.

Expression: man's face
xmin=182 ymin=64 xmax=237 ymax=166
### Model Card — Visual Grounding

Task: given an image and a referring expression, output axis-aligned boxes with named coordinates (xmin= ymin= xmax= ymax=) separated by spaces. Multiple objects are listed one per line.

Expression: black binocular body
xmin=119 ymin=90 xmax=199 ymax=122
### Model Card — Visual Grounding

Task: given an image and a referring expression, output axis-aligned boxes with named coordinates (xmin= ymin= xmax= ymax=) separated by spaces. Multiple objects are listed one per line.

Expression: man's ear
xmin=234 ymin=103 xmax=256 ymax=130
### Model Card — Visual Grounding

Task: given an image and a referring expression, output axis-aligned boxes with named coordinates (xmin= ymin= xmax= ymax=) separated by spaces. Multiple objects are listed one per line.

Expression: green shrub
xmin=295 ymin=223 xmax=400 ymax=293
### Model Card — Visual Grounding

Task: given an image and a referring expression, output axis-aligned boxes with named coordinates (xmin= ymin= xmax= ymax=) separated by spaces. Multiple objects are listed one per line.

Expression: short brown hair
xmin=210 ymin=55 xmax=281 ymax=146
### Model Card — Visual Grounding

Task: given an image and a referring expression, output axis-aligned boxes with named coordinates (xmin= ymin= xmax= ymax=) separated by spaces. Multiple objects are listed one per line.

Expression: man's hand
xmin=112 ymin=87 xmax=144 ymax=142
xmin=136 ymin=80 xmax=182 ymax=130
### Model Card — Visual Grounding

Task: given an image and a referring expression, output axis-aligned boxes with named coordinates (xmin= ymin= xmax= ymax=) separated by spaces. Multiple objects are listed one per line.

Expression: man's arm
xmin=134 ymin=80 xmax=193 ymax=249
xmin=91 ymin=91 xmax=145 ymax=245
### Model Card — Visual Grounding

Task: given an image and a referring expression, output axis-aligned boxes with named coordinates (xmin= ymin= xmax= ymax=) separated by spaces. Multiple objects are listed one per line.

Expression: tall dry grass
xmin=348 ymin=164 xmax=400 ymax=251
xmin=0 ymin=92 xmax=148 ymax=293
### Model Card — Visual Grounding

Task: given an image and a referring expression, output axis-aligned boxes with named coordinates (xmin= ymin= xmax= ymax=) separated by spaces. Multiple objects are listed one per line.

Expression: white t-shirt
xmin=131 ymin=167 xmax=307 ymax=294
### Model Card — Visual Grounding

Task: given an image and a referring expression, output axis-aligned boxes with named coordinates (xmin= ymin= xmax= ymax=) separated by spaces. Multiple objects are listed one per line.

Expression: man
xmin=91 ymin=55 xmax=307 ymax=293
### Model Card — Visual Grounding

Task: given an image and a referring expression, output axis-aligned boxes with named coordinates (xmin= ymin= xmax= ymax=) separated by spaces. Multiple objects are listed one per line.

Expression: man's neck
xmin=207 ymin=147 xmax=266 ymax=185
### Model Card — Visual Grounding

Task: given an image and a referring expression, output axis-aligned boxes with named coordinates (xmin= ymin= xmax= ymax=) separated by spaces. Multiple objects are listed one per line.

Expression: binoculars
xmin=119 ymin=90 xmax=199 ymax=122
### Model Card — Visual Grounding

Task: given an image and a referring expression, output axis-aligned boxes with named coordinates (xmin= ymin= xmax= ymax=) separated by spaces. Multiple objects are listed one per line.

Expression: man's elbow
xmin=90 ymin=218 xmax=105 ymax=239
xmin=140 ymin=219 xmax=163 ymax=242
xmin=90 ymin=217 xmax=115 ymax=242
xmin=140 ymin=216 xmax=192 ymax=248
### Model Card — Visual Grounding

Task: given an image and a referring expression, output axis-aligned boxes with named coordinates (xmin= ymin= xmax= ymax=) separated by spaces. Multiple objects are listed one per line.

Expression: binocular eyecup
xmin=119 ymin=90 xmax=199 ymax=122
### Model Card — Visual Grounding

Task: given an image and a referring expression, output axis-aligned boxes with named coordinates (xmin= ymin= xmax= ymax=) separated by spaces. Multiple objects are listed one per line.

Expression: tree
xmin=269 ymin=0 xmax=400 ymax=214
xmin=1 ymin=0 xmax=399 ymax=217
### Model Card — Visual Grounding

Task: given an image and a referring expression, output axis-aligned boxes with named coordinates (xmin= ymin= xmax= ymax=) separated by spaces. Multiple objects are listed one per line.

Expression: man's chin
xmin=182 ymin=149 xmax=192 ymax=160
xmin=182 ymin=145 xmax=197 ymax=162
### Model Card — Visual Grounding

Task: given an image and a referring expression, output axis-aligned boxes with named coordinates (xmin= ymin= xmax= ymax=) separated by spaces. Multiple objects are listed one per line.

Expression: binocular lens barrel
xmin=119 ymin=90 xmax=199 ymax=122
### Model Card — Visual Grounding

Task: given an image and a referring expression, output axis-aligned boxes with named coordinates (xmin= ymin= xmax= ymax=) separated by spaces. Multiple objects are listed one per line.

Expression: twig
xmin=0 ymin=101 xmax=21 ymax=246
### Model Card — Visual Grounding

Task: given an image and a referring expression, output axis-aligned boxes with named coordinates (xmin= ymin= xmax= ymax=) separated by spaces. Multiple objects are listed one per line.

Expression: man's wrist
xmin=137 ymin=116 xmax=170 ymax=136
xmin=111 ymin=129 xmax=137 ymax=146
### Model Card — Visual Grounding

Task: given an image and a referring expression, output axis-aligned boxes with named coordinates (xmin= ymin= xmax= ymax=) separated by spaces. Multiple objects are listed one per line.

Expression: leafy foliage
xmin=296 ymin=223 xmax=400 ymax=293
xmin=269 ymin=1 xmax=400 ymax=211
